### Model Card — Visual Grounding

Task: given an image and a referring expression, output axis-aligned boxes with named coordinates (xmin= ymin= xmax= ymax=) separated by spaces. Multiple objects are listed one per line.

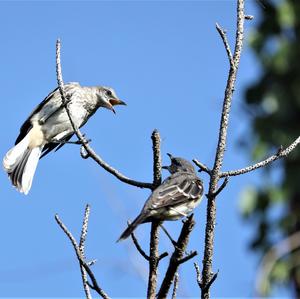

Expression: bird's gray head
xmin=96 ymin=86 xmax=126 ymax=113
xmin=162 ymin=153 xmax=196 ymax=174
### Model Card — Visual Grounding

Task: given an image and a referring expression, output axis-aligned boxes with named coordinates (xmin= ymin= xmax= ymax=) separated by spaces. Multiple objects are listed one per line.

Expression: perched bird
xmin=3 ymin=82 xmax=126 ymax=195
xmin=118 ymin=153 xmax=204 ymax=241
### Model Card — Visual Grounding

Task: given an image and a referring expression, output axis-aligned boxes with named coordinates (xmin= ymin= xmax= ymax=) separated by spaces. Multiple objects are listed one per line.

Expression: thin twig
xmin=54 ymin=212 xmax=91 ymax=298
xmin=159 ymin=251 xmax=169 ymax=261
xmin=79 ymin=204 xmax=90 ymax=254
xmin=87 ymin=259 xmax=97 ymax=266
xmin=215 ymin=23 xmax=234 ymax=67
xmin=193 ymin=159 xmax=212 ymax=175
xmin=79 ymin=204 xmax=91 ymax=299
xmin=152 ymin=129 xmax=162 ymax=188
xmin=77 ymin=144 xmax=154 ymax=189
xmin=178 ymin=250 xmax=198 ymax=264
xmin=220 ymin=137 xmax=300 ymax=177
xmin=245 ymin=15 xmax=254 ymax=20
xmin=213 ymin=176 xmax=229 ymax=197
xmin=55 ymin=39 xmax=153 ymax=190
xmin=130 ymin=230 xmax=150 ymax=261
xmin=194 ymin=262 xmax=202 ymax=289
xmin=157 ymin=215 xmax=195 ymax=298
xmin=201 ymin=1 xmax=246 ymax=298
xmin=55 ymin=213 xmax=110 ymax=299
xmin=81 ymin=263 xmax=109 ymax=299
xmin=171 ymin=272 xmax=179 ymax=299
xmin=160 ymin=224 xmax=177 ymax=247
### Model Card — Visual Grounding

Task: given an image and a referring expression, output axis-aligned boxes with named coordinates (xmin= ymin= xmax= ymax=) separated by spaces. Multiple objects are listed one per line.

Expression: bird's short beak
xmin=162 ymin=153 xmax=173 ymax=170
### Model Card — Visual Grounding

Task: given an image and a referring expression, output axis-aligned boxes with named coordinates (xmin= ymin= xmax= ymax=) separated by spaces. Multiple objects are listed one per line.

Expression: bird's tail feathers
xmin=117 ymin=213 xmax=146 ymax=242
xmin=3 ymin=134 xmax=30 ymax=173
xmin=3 ymin=135 xmax=43 ymax=194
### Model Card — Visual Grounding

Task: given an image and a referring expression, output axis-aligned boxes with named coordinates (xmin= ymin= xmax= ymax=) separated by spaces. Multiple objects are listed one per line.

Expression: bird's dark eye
xmin=106 ymin=89 xmax=112 ymax=97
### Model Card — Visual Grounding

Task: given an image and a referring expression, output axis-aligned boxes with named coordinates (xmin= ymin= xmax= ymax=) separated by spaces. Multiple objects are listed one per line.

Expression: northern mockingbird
xmin=3 ymin=82 xmax=126 ymax=195
xmin=118 ymin=154 xmax=204 ymax=241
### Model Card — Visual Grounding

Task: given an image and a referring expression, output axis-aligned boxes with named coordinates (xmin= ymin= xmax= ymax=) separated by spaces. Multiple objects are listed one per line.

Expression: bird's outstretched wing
xmin=148 ymin=173 xmax=203 ymax=210
xmin=15 ymin=82 xmax=80 ymax=145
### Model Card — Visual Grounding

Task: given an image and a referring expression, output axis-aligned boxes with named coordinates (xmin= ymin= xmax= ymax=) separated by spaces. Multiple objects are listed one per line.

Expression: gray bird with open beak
xmin=3 ymin=82 xmax=126 ymax=194
xmin=118 ymin=153 xmax=204 ymax=241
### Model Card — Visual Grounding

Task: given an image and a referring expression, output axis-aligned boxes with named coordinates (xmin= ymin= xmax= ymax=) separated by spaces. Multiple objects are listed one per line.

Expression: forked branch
xmin=220 ymin=137 xmax=300 ymax=177
xmin=55 ymin=206 xmax=110 ymax=299
xmin=157 ymin=215 xmax=196 ymax=298
xmin=194 ymin=1 xmax=299 ymax=298
xmin=55 ymin=39 xmax=153 ymax=190
xmin=200 ymin=1 xmax=246 ymax=298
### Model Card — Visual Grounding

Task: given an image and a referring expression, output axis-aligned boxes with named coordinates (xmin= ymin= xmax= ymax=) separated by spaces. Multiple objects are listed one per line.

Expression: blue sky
xmin=0 ymin=0 xmax=288 ymax=298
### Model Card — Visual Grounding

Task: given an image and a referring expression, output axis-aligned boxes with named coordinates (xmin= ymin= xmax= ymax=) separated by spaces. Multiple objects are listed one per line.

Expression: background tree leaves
xmin=241 ymin=0 xmax=300 ymax=296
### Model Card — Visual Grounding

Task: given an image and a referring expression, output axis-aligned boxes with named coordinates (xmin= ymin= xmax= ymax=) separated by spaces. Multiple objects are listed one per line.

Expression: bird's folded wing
xmin=15 ymin=82 xmax=80 ymax=145
xmin=150 ymin=175 xmax=203 ymax=209
xmin=40 ymin=134 xmax=74 ymax=158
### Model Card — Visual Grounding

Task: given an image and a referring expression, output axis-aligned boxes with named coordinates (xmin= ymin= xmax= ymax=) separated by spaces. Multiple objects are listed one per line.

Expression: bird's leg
xmin=52 ymin=140 xmax=82 ymax=145
xmin=52 ymin=134 xmax=91 ymax=145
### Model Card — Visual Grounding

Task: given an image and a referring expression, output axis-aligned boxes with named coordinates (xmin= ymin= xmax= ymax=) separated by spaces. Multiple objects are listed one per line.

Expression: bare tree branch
xmin=55 ymin=211 xmax=110 ymax=299
xmin=212 ymin=176 xmax=229 ymax=197
xmin=151 ymin=129 xmax=162 ymax=188
xmin=147 ymin=130 xmax=163 ymax=299
xmin=215 ymin=23 xmax=234 ymax=67
xmin=245 ymin=14 xmax=254 ymax=20
xmin=79 ymin=204 xmax=90 ymax=254
xmin=178 ymin=250 xmax=198 ymax=264
xmin=157 ymin=215 xmax=196 ymax=298
xmin=160 ymin=224 xmax=178 ymax=247
xmin=202 ymin=271 xmax=219 ymax=293
xmin=130 ymin=230 xmax=150 ymax=261
xmin=55 ymin=39 xmax=153 ymax=190
xmin=220 ymin=137 xmax=300 ymax=177
xmin=193 ymin=4 xmax=300 ymax=298
xmin=171 ymin=272 xmax=179 ymax=299
xmin=194 ymin=262 xmax=203 ymax=289
xmin=147 ymin=220 xmax=161 ymax=299
xmin=201 ymin=1 xmax=246 ymax=298
xmin=79 ymin=204 xmax=91 ymax=299
xmin=193 ymin=159 xmax=212 ymax=175
xmin=159 ymin=251 xmax=169 ymax=261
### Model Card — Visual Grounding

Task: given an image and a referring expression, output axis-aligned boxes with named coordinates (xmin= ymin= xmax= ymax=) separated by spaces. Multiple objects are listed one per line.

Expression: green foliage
xmin=242 ymin=0 xmax=300 ymax=296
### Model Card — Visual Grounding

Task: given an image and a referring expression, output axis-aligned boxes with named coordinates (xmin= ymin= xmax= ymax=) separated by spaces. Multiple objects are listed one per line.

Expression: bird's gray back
xmin=144 ymin=172 xmax=203 ymax=210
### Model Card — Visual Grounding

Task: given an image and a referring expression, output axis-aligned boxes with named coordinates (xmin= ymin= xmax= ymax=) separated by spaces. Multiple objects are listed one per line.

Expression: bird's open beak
xmin=162 ymin=165 xmax=170 ymax=170
xmin=109 ymin=98 xmax=127 ymax=106
xmin=108 ymin=98 xmax=126 ymax=114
